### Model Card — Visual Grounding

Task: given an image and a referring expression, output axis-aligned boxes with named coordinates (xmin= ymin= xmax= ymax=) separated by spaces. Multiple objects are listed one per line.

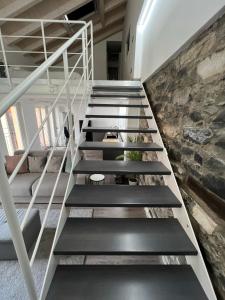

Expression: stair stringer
xmin=141 ymin=85 xmax=217 ymax=300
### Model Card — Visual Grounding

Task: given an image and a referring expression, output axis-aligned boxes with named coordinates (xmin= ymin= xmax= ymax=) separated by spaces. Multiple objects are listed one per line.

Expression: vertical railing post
xmin=41 ymin=21 xmax=51 ymax=86
xmin=63 ymin=50 xmax=75 ymax=157
xmin=90 ymin=22 xmax=94 ymax=83
xmin=0 ymin=153 xmax=37 ymax=300
xmin=82 ymin=30 xmax=88 ymax=104
xmin=85 ymin=27 xmax=89 ymax=83
xmin=0 ymin=27 xmax=12 ymax=89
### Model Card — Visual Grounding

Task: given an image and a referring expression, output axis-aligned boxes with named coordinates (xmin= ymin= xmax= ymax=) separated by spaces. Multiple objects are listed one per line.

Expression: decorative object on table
xmin=89 ymin=174 xmax=105 ymax=185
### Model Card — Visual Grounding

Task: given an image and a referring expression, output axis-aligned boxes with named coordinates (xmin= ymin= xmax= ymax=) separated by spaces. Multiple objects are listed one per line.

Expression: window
xmin=0 ymin=106 xmax=24 ymax=155
xmin=67 ymin=1 xmax=96 ymax=20
xmin=35 ymin=107 xmax=50 ymax=148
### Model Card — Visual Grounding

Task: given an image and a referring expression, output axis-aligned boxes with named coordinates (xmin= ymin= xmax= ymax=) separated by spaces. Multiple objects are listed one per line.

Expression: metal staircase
xmin=0 ymin=18 xmax=217 ymax=299
xmin=45 ymin=80 xmax=216 ymax=300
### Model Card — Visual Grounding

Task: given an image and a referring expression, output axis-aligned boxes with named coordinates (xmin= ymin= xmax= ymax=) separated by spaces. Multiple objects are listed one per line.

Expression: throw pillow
xmin=28 ymin=156 xmax=46 ymax=173
xmin=5 ymin=154 xmax=28 ymax=175
xmin=47 ymin=156 xmax=63 ymax=173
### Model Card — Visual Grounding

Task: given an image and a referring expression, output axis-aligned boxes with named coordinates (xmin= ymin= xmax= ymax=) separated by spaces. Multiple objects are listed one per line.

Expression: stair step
xmin=86 ymin=114 xmax=152 ymax=119
xmin=74 ymin=160 xmax=171 ymax=175
xmin=82 ymin=127 xmax=157 ymax=133
xmin=79 ymin=141 xmax=163 ymax=151
xmin=91 ymin=92 xmax=145 ymax=98
xmin=88 ymin=103 xmax=148 ymax=108
xmin=54 ymin=218 xmax=197 ymax=255
xmin=46 ymin=265 xmax=208 ymax=300
xmin=92 ymin=84 xmax=143 ymax=92
xmin=66 ymin=185 xmax=182 ymax=208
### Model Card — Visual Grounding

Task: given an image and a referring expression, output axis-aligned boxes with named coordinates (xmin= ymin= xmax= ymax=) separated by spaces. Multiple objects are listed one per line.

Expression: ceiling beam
xmin=2 ymin=0 xmax=90 ymax=45
xmin=97 ymin=0 xmax=105 ymax=27
xmin=0 ymin=0 xmax=43 ymax=19
xmin=32 ymin=13 xmax=125 ymax=64
xmin=34 ymin=18 xmax=124 ymax=65
xmin=16 ymin=0 xmax=126 ymax=52
xmin=18 ymin=17 xmax=99 ymax=53
xmin=105 ymin=0 xmax=126 ymax=12
xmin=22 ymin=3 xmax=126 ymax=57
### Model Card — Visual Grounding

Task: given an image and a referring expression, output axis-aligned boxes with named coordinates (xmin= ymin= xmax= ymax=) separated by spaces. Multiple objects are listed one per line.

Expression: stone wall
xmin=144 ymin=11 xmax=225 ymax=300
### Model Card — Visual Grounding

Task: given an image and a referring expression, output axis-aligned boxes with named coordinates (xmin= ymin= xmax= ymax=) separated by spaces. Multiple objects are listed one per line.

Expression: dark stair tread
xmin=46 ymin=265 xmax=208 ymax=300
xmin=74 ymin=160 xmax=171 ymax=175
xmin=82 ymin=127 xmax=157 ymax=133
xmin=86 ymin=114 xmax=152 ymax=119
xmin=92 ymin=85 xmax=143 ymax=91
xmin=79 ymin=141 xmax=163 ymax=151
xmin=91 ymin=93 xmax=145 ymax=98
xmin=54 ymin=218 xmax=197 ymax=255
xmin=88 ymin=103 xmax=148 ymax=107
xmin=66 ymin=185 xmax=182 ymax=208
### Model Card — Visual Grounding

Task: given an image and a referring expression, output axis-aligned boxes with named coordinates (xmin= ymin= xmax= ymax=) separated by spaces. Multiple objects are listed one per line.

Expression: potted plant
xmin=116 ymin=135 xmax=144 ymax=185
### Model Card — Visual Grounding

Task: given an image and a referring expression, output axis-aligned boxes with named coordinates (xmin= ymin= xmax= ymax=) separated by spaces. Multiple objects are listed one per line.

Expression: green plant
xmin=116 ymin=135 xmax=144 ymax=161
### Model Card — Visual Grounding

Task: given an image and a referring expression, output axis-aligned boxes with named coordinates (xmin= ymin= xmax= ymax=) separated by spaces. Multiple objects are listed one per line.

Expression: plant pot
xmin=128 ymin=178 xmax=138 ymax=186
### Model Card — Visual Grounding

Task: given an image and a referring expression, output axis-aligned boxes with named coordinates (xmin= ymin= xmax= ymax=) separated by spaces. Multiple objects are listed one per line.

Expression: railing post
xmin=0 ymin=27 xmax=12 ymax=89
xmin=85 ymin=27 xmax=89 ymax=83
xmin=40 ymin=21 xmax=51 ymax=86
xmin=63 ymin=50 xmax=75 ymax=157
xmin=90 ymin=22 xmax=94 ymax=83
xmin=0 ymin=153 xmax=37 ymax=300
xmin=82 ymin=30 xmax=88 ymax=104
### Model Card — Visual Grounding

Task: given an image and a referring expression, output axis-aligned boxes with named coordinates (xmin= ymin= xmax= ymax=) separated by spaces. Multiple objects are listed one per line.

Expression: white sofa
xmin=9 ymin=150 xmax=72 ymax=204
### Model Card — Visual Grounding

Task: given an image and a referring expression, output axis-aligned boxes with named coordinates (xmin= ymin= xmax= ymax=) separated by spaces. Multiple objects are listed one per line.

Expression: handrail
xmin=0 ymin=18 xmax=86 ymax=24
xmin=0 ymin=21 xmax=91 ymax=117
xmin=0 ymin=18 xmax=93 ymax=299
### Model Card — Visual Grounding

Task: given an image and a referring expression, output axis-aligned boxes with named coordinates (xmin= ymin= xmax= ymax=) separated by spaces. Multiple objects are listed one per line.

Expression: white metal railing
xmin=0 ymin=18 xmax=93 ymax=89
xmin=0 ymin=19 xmax=94 ymax=300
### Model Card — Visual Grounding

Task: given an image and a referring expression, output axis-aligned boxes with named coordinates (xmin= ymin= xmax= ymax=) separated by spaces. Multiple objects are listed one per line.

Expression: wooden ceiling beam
xmin=2 ymin=0 xmax=90 ymax=45
xmin=0 ymin=0 xmax=43 ymax=19
xmin=34 ymin=18 xmax=124 ymax=65
xmin=22 ymin=3 xmax=126 ymax=55
xmin=97 ymin=0 xmax=105 ymax=27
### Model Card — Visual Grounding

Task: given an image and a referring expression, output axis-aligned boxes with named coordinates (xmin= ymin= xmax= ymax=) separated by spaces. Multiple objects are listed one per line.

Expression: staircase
xmin=45 ymin=80 xmax=215 ymax=300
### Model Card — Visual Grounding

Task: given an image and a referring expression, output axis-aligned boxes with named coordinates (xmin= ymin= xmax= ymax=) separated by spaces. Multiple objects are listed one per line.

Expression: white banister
xmin=0 ymin=21 xmax=91 ymax=117
xmin=0 ymin=18 xmax=94 ymax=299
xmin=0 ymin=153 xmax=37 ymax=300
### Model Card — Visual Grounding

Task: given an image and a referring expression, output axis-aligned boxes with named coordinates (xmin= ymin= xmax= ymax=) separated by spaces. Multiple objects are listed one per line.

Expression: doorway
xmin=107 ymin=41 xmax=122 ymax=80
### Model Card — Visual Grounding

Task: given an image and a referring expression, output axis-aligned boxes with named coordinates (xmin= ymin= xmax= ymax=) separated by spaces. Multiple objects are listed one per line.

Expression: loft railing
xmin=0 ymin=19 xmax=94 ymax=300
xmin=0 ymin=18 xmax=93 ymax=89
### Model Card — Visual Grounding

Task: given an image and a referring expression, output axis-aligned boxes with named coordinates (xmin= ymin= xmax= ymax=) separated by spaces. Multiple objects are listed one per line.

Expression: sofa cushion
xmin=29 ymin=150 xmax=49 ymax=157
xmin=28 ymin=156 xmax=46 ymax=172
xmin=47 ymin=156 xmax=63 ymax=173
xmin=10 ymin=173 xmax=41 ymax=197
xmin=32 ymin=173 xmax=70 ymax=197
xmin=5 ymin=155 xmax=28 ymax=175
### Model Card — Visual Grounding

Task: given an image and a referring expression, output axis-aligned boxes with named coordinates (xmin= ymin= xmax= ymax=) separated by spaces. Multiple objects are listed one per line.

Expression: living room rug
xmin=0 ymin=208 xmax=92 ymax=300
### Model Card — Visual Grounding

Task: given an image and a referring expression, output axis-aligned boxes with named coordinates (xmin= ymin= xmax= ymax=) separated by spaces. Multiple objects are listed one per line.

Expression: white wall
xmin=134 ymin=0 xmax=225 ymax=81
xmin=121 ymin=0 xmax=144 ymax=79
xmin=94 ymin=32 xmax=122 ymax=80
